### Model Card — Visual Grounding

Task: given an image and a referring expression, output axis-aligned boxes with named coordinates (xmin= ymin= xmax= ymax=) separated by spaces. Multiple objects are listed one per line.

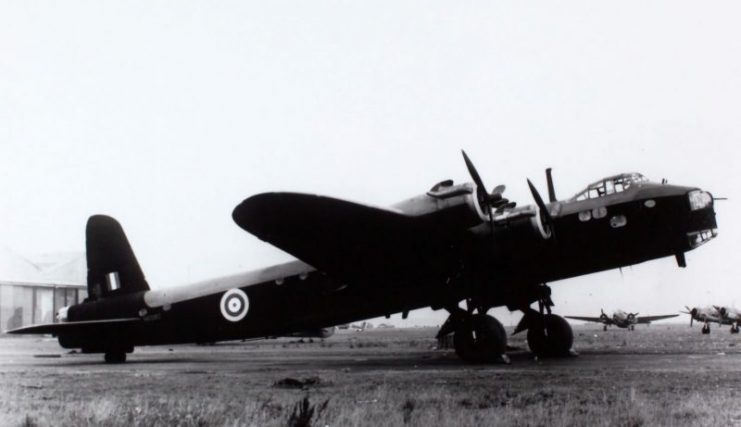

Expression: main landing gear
xmin=701 ymin=323 xmax=711 ymax=334
xmin=437 ymin=307 xmax=508 ymax=364
xmin=514 ymin=284 xmax=574 ymax=358
xmin=731 ymin=324 xmax=740 ymax=334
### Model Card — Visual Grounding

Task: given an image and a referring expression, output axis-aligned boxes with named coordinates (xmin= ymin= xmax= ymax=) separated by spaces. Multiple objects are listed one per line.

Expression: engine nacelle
xmin=392 ymin=181 xmax=486 ymax=229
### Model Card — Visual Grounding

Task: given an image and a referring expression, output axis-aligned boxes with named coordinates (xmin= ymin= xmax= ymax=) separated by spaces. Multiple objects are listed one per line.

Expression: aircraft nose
xmin=685 ymin=190 xmax=718 ymax=249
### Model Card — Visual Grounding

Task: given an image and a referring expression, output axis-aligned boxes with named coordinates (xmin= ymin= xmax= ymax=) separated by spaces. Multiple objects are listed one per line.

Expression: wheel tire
xmin=104 ymin=351 xmax=127 ymax=364
xmin=701 ymin=326 xmax=710 ymax=335
xmin=527 ymin=314 xmax=574 ymax=358
xmin=453 ymin=314 xmax=507 ymax=363
xmin=732 ymin=327 xmax=739 ymax=334
xmin=603 ymin=325 xmax=607 ymax=332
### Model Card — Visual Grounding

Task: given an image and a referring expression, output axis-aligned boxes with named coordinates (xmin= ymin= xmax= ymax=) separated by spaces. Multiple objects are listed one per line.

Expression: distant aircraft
xmin=7 ymin=152 xmax=719 ymax=363
xmin=566 ymin=309 xmax=678 ymax=331
xmin=680 ymin=306 xmax=731 ymax=334
xmin=349 ymin=322 xmax=368 ymax=331
xmin=714 ymin=306 xmax=741 ymax=333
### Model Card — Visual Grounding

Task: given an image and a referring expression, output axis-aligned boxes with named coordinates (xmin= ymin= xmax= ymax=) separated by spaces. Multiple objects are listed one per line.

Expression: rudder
xmin=86 ymin=215 xmax=150 ymax=300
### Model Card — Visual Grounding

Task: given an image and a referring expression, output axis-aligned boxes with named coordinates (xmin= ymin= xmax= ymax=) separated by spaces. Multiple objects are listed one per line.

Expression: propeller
xmin=527 ymin=179 xmax=555 ymax=238
xmin=461 ymin=151 xmax=509 ymax=221
xmin=680 ymin=306 xmax=697 ymax=327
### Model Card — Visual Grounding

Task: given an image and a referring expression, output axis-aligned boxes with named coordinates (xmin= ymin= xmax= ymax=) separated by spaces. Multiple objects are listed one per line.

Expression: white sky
xmin=1 ymin=1 xmax=739 ymax=326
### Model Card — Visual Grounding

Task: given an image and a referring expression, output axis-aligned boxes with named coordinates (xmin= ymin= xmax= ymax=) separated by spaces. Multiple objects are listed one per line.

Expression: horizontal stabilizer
xmin=5 ymin=318 xmax=141 ymax=335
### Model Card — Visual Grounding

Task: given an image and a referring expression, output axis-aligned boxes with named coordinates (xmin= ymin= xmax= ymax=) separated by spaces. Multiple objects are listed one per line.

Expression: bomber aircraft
xmin=714 ymin=306 xmax=741 ymax=333
xmin=682 ymin=306 xmax=739 ymax=334
xmin=8 ymin=152 xmax=719 ymax=363
xmin=566 ymin=309 xmax=678 ymax=331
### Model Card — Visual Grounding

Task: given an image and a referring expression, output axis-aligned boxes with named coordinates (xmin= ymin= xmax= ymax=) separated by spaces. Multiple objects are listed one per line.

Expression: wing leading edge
xmin=636 ymin=314 xmax=679 ymax=324
xmin=565 ymin=316 xmax=611 ymax=324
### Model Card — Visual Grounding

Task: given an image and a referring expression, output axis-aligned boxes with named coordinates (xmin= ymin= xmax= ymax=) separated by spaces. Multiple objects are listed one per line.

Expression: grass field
xmin=2 ymin=325 xmax=741 ymax=426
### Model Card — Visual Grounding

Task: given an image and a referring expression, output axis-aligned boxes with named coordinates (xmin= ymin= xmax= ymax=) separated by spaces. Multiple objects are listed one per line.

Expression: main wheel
xmin=701 ymin=324 xmax=711 ymax=335
xmin=527 ymin=314 xmax=574 ymax=357
xmin=453 ymin=314 xmax=507 ymax=363
xmin=731 ymin=326 xmax=739 ymax=334
xmin=104 ymin=351 xmax=127 ymax=364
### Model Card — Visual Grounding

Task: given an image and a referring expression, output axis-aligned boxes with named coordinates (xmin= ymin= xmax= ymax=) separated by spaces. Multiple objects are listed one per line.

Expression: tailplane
xmin=86 ymin=215 xmax=150 ymax=300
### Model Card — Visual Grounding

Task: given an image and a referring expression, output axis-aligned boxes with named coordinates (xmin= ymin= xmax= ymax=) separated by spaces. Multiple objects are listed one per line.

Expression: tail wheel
xmin=453 ymin=314 xmax=507 ymax=363
xmin=527 ymin=314 xmax=574 ymax=357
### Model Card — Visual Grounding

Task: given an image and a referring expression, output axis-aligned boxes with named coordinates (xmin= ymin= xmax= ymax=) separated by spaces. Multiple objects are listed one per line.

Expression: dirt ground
xmin=1 ymin=324 xmax=741 ymax=426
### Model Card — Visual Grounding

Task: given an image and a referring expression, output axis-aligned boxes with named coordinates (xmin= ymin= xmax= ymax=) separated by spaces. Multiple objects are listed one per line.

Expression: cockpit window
xmin=573 ymin=173 xmax=648 ymax=201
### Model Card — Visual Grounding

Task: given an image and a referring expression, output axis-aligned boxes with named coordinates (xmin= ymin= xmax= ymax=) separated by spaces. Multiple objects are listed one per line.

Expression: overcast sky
xmin=2 ymin=1 xmax=739 ymax=326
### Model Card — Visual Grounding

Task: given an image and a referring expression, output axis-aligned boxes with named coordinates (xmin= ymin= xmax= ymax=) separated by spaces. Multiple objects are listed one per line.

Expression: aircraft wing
xmin=232 ymin=193 xmax=467 ymax=282
xmin=565 ymin=316 xmax=610 ymax=325
xmin=5 ymin=318 xmax=141 ymax=335
xmin=635 ymin=314 xmax=679 ymax=324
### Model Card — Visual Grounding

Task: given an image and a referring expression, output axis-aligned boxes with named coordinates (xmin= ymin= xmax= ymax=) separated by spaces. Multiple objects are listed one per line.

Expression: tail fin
xmin=86 ymin=215 xmax=150 ymax=300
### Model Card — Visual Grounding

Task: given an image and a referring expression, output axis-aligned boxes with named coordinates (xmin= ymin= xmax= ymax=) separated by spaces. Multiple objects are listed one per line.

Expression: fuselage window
xmin=592 ymin=207 xmax=608 ymax=219
xmin=610 ymin=215 xmax=627 ymax=228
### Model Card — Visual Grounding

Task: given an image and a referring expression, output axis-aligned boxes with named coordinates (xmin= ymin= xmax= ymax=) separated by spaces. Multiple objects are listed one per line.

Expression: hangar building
xmin=1 ymin=247 xmax=86 ymax=331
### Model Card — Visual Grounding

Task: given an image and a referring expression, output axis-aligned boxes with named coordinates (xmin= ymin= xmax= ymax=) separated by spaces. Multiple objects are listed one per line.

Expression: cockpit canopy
xmin=572 ymin=173 xmax=649 ymax=201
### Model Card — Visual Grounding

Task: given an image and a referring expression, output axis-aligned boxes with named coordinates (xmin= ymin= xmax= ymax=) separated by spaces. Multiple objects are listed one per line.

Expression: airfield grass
xmin=3 ymin=326 xmax=741 ymax=426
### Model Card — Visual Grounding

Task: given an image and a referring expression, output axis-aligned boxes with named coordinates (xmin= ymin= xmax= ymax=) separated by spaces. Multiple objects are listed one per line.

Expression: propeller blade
xmin=545 ymin=168 xmax=557 ymax=203
xmin=690 ymin=317 xmax=693 ymax=327
xmin=527 ymin=179 xmax=553 ymax=222
xmin=527 ymin=179 xmax=555 ymax=239
xmin=490 ymin=185 xmax=506 ymax=201
xmin=462 ymin=150 xmax=488 ymax=202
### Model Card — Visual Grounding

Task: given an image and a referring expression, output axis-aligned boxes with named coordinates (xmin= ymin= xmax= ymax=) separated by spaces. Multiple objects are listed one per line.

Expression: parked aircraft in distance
xmin=8 ymin=151 xmax=719 ymax=364
xmin=714 ymin=306 xmax=741 ymax=333
xmin=566 ymin=309 xmax=677 ymax=331
xmin=682 ymin=306 xmax=739 ymax=334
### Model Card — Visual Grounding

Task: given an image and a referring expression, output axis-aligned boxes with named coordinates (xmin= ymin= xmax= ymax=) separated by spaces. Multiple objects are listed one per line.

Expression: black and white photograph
xmin=1 ymin=1 xmax=739 ymax=426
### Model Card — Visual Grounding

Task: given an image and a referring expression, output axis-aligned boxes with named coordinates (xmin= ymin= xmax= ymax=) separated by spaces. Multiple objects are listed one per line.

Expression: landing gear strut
xmin=701 ymin=323 xmax=711 ymax=334
xmin=731 ymin=324 xmax=739 ymax=334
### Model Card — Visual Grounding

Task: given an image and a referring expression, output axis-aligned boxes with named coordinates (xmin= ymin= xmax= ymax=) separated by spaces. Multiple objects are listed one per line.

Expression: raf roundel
xmin=220 ymin=288 xmax=249 ymax=322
